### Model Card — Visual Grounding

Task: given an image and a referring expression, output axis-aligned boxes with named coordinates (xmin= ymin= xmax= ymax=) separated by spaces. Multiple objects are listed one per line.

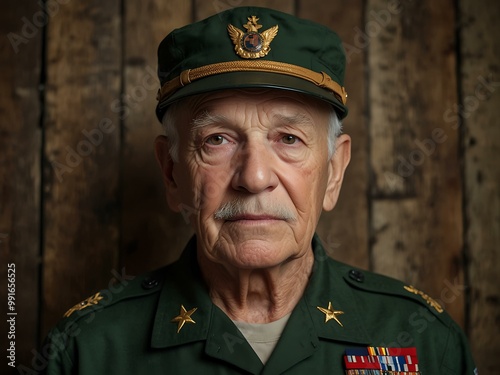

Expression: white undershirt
xmin=232 ymin=314 xmax=291 ymax=364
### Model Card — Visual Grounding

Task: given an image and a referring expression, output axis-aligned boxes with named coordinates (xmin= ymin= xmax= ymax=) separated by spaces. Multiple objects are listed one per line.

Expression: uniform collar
xmin=150 ymin=235 xmax=371 ymax=373
xmin=302 ymin=235 xmax=372 ymax=344
xmin=150 ymin=236 xmax=264 ymax=373
xmin=260 ymin=236 xmax=372 ymax=374
xmin=151 ymin=236 xmax=212 ymax=349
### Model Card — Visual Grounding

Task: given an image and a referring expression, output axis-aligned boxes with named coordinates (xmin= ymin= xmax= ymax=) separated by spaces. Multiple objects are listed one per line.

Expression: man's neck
xmin=198 ymin=250 xmax=314 ymax=323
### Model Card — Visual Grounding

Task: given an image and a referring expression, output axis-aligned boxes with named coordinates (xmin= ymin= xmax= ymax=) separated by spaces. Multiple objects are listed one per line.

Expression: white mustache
xmin=214 ymin=199 xmax=296 ymax=221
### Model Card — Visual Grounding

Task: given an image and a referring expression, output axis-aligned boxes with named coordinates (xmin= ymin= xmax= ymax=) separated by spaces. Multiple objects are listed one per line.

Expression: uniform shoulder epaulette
xmin=61 ymin=265 xmax=167 ymax=321
xmin=341 ymin=264 xmax=453 ymax=324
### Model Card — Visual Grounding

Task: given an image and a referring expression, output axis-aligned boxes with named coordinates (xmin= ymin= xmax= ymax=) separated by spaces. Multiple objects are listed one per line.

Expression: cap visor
xmin=156 ymin=71 xmax=347 ymax=121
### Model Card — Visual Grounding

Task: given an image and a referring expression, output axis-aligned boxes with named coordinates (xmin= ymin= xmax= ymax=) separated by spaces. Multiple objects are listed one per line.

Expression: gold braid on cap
xmin=156 ymin=60 xmax=347 ymax=105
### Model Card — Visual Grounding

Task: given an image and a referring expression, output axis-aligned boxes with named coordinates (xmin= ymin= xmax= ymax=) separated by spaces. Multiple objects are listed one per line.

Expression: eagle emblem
xmin=227 ymin=15 xmax=279 ymax=59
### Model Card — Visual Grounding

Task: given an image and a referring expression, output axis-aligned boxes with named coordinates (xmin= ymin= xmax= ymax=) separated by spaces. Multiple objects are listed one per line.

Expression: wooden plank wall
xmin=369 ymin=0 xmax=464 ymax=322
xmin=43 ymin=0 xmax=122 ymax=341
xmin=1 ymin=0 xmax=498 ymax=373
xmin=460 ymin=0 xmax=500 ymax=371
xmin=1 ymin=0 xmax=42 ymax=371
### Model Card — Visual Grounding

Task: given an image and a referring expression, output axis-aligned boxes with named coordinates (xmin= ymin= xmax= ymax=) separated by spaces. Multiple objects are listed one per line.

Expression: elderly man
xmin=41 ymin=6 xmax=476 ymax=374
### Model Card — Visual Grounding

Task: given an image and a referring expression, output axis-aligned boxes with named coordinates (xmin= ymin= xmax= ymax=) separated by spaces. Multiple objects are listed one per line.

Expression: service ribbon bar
xmin=344 ymin=347 xmax=421 ymax=375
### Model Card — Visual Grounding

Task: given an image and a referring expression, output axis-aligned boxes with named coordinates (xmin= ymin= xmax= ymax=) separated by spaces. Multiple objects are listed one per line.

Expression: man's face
xmin=156 ymin=89 xmax=350 ymax=270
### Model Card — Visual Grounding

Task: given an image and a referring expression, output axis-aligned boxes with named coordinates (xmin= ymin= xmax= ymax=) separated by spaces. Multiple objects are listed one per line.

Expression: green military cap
xmin=156 ymin=6 xmax=348 ymax=121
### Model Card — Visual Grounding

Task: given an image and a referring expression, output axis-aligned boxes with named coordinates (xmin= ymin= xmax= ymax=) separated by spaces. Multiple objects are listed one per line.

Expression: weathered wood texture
xmin=121 ymin=0 xmax=193 ymax=275
xmin=0 ymin=1 xmax=42 ymax=371
xmin=460 ymin=0 xmax=500 ymax=372
xmin=0 ymin=0 xmax=499 ymax=373
xmin=194 ymin=0 xmax=294 ymax=19
xmin=368 ymin=0 xmax=465 ymax=325
xmin=42 ymin=1 xmax=122 ymax=336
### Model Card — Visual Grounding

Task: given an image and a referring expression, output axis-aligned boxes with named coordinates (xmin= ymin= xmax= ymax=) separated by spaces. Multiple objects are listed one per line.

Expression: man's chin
xmin=217 ymin=239 xmax=298 ymax=270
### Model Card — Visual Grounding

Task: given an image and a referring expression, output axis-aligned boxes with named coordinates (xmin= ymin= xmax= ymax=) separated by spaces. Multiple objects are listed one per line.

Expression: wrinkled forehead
xmin=168 ymin=88 xmax=333 ymax=127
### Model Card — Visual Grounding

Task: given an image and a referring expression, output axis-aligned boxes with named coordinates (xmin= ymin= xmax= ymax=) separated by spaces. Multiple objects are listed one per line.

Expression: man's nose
xmin=231 ymin=140 xmax=278 ymax=194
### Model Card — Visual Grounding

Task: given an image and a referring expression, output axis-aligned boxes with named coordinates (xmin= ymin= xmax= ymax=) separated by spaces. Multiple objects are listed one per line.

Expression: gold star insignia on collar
xmin=171 ymin=305 xmax=197 ymax=333
xmin=317 ymin=301 xmax=344 ymax=327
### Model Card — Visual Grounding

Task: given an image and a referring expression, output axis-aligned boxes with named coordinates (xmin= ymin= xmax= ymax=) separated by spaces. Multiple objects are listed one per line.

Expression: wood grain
xmin=368 ymin=0 xmax=465 ymax=324
xmin=42 ymin=1 xmax=121 ymax=335
xmin=194 ymin=0 xmax=294 ymax=20
xmin=121 ymin=0 xmax=193 ymax=275
xmin=0 ymin=1 xmax=42 ymax=371
xmin=460 ymin=0 xmax=500 ymax=371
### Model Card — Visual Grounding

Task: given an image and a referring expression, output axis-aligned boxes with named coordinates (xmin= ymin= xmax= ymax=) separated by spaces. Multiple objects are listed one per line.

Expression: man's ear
xmin=154 ymin=135 xmax=181 ymax=212
xmin=323 ymin=134 xmax=351 ymax=211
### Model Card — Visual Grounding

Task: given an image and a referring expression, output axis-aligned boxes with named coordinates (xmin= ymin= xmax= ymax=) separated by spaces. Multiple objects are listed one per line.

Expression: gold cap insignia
xmin=227 ymin=16 xmax=278 ymax=59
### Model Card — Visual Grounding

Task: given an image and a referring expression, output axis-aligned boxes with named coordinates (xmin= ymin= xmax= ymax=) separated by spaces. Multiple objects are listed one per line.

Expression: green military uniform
xmin=41 ymin=236 xmax=476 ymax=374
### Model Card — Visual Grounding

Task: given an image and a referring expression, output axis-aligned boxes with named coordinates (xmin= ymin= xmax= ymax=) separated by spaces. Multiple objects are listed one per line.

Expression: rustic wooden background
xmin=1 ymin=0 xmax=499 ymax=373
